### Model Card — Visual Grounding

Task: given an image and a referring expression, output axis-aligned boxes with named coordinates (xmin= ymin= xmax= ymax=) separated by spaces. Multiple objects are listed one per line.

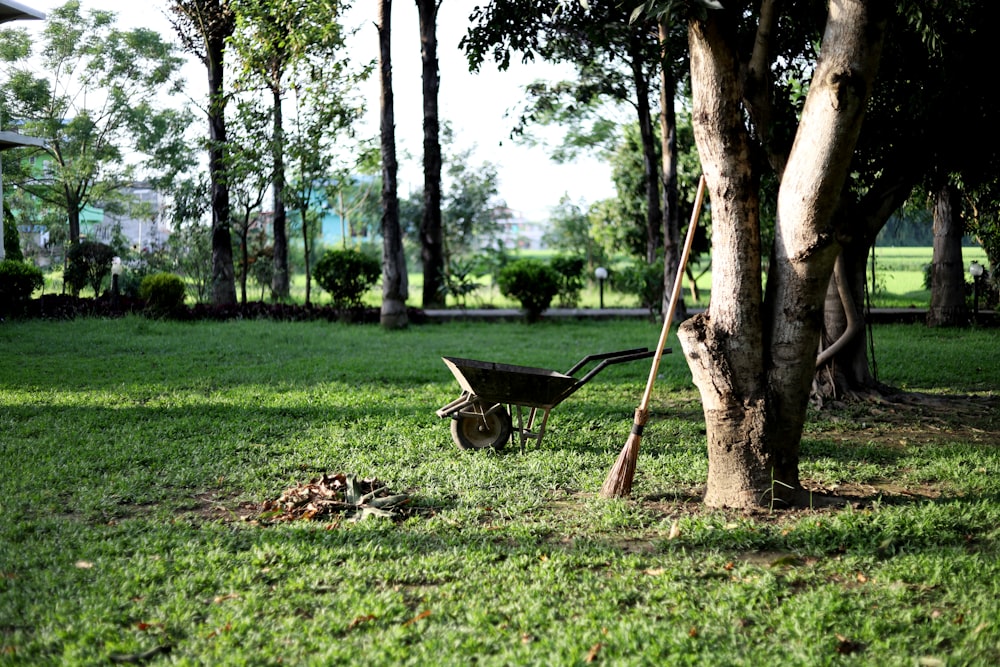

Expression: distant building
xmin=492 ymin=206 xmax=547 ymax=251
xmin=0 ymin=0 xmax=46 ymax=261
xmin=91 ymin=183 xmax=171 ymax=252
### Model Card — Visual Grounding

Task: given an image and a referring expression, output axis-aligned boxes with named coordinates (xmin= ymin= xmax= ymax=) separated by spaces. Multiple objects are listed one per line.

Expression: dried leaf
xmin=667 ymin=520 xmax=681 ymax=540
xmin=585 ymin=642 xmax=602 ymax=663
xmin=74 ymin=561 xmax=94 ymax=569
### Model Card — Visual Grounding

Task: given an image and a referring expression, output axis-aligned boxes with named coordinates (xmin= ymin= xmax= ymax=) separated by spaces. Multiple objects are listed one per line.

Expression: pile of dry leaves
xmin=255 ymin=473 xmax=416 ymax=523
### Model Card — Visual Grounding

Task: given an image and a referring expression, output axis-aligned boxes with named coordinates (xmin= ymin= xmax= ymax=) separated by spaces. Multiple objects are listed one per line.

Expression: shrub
xmin=0 ymin=259 xmax=44 ymax=317
xmin=550 ymin=255 xmax=586 ymax=308
xmin=441 ymin=258 xmax=482 ymax=308
xmin=615 ymin=259 xmax=664 ymax=315
xmin=65 ymin=241 xmax=115 ymax=296
xmin=3 ymin=204 xmax=24 ymax=262
xmin=139 ymin=272 xmax=187 ymax=316
xmin=314 ymin=248 xmax=381 ymax=309
xmin=497 ymin=258 xmax=560 ymax=322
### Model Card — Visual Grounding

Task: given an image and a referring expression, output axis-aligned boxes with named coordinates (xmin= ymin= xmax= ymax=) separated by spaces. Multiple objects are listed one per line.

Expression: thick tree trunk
xmin=270 ymin=83 xmax=290 ymax=301
xmin=627 ymin=30 xmax=662 ymax=265
xmin=815 ymin=170 xmax=916 ymax=399
xmin=379 ymin=0 xmax=408 ymax=329
xmin=658 ymin=20 xmax=682 ymax=319
xmin=207 ymin=37 xmax=236 ymax=306
xmin=927 ymin=184 xmax=968 ymax=327
xmin=416 ymin=0 xmax=444 ymax=309
xmin=678 ymin=1 xmax=887 ymax=509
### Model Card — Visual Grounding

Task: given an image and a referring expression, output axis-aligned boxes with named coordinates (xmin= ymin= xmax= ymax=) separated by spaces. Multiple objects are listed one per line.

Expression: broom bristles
xmin=600 ymin=409 xmax=647 ymax=498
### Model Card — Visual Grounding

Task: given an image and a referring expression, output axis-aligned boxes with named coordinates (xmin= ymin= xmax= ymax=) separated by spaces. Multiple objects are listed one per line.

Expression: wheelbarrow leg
xmin=511 ymin=405 xmax=552 ymax=450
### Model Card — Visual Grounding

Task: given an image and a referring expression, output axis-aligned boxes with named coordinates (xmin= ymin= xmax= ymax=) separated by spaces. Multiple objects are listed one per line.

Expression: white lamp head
xmin=969 ymin=261 xmax=984 ymax=278
xmin=594 ymin=266 xmax=608 ymax=280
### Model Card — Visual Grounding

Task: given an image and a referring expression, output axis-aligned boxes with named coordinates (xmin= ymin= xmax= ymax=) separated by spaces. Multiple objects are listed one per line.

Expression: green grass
xmin=1 ymin=319 xmax=998 ymax=665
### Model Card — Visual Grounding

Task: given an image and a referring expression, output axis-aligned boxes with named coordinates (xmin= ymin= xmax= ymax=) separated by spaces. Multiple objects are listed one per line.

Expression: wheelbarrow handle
xmin=565 ymin=348 xmax=669 ymax=389
xmin=564 ymin=347 xmax=650 ymax=376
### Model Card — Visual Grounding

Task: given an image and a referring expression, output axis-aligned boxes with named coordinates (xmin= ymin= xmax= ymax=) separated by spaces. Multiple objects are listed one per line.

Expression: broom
xmin=600 ymin=174 xmax=707 ymax=499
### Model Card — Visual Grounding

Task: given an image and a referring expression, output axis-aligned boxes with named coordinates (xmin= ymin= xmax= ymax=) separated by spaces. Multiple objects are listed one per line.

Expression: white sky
xmin=20 ymin=0 xmax=617 ymax=220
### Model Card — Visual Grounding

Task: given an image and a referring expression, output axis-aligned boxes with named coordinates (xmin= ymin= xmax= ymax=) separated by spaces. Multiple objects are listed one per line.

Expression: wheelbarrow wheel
xmin=450 ymin=404 xmax=512 ymax=450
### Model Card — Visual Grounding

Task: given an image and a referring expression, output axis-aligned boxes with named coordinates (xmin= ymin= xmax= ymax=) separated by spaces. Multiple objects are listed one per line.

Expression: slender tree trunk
xmin=658 ymin=20 xmax=682 ymax=318
xmin=207 ymin=37 xmax=236 ymax=306
xmin=239 ymin=221 xmax=249 ymax=305
xmin=416 ymin=0 xmax=444 ymax=308
xmin=927 ymin=184 xmax=967 ymax=327
xmin=271 ymin=83 xmax=290 ymax=301
xmin=379 ymin=0 xmax=408 ymax=328
xmin=627 ymin=30 xmax=662 ymax=265
xmin=677 ymin=1 xmax=887 ymax=509
xmin=300 ymin=203 xmax=312 ymax=306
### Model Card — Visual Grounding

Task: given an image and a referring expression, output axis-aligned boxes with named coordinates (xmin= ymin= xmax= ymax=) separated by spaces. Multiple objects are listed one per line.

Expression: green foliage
xmin=0 ymin=2 xmax=188 ymax=242
xmin=497 ymin=258 xmax=560 ymax=321
xmin=64 ymin=240 xmax=115 ymax=296
xmin=139 ymin=272 xmax=187 ymax=315
xmin=550 ymin=254 xmax=586 ymax=308
xmin=0 ymin=259 xmax=43 ymax=316
xmin=614 ymin=258 xmax=665 ymax=314
xmin=543 ymin=196 xmax=604 ymax=267
xmin=441 ymin=258 xmax=482 ymax=309
xmin=314 ymin=248 xmax=380 ymax=308
xmin=3 ymin=203 xmax=24 ymax=262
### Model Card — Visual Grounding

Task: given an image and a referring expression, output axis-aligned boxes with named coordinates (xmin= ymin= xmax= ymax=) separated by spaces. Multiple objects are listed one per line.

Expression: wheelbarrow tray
xmin=441 ymin=356 xmax=578 ymax=410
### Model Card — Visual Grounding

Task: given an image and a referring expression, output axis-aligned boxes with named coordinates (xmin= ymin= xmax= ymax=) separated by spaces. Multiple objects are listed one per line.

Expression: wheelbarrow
xmin=435 ymin=348 xmax=667 ymax=450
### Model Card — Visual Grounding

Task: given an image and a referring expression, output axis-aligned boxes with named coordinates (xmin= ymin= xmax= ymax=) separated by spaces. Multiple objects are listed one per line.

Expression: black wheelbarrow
xmin=435 ymin=348 xmax=666 ymax=450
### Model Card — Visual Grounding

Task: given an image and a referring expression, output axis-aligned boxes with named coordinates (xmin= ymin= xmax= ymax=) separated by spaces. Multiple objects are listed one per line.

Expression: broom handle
xmin=638 ymin=174 xmax=707 ymax=410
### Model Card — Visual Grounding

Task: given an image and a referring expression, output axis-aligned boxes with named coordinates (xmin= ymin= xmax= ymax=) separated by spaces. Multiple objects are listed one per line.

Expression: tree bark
xmin=627 ymin=29 xmax=662 ymax=265
xmin=270 ymin=83 xmax=290 ymax=301
xmin=927 ymin=184 xmax=968 ymax=327
xmin=658 ymin=20 xmax=682 ymax=319
xmin=207 ymin=28 xmax=236 ymax=306
xmin=678 ymin=1 xmax=888 ymax=509
xmin=416 ymin=0 xmax=444 ymax=309
xmin=379 ymin=0 xmax=408 ymax=329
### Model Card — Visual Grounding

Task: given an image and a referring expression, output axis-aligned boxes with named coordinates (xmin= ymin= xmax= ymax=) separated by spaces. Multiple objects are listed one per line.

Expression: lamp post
xmin=595 ymin=266 xmax=608 ymax=309
xmin=969 ymin=261 xmax=984 ymax=323
xmin=111 ymin=256 xmax=122 ymax=306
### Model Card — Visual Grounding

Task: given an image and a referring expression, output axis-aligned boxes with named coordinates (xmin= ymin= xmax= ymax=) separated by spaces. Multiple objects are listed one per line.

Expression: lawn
xmin=1 ymin=318 xmax=998 ymax=665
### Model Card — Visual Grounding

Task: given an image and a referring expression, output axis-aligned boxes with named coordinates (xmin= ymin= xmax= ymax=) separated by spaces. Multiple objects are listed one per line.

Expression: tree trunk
xmin=658 ymin=20 xmax=683 ymax=319
xmin=379 ymin=0 xmax=408 ymax=329
xmin=416 ymin=0 xmax=444 ymax=309
xmin=815 ymin=170 xmax=916 ymax=399
xmin=677 ymin=1 xmax=887 ymax=509
xmin=270 ymin=83 xmax=290 ymax=301
xmin=627 ymin=30 xmax=662 ymax=265
xmin=207 ymin=35 xmax=236 ymax=306
xmin=927 ymin=184 xmax=968 ymax=327
xmin=301 ymin=204 xmax=312 ymax=307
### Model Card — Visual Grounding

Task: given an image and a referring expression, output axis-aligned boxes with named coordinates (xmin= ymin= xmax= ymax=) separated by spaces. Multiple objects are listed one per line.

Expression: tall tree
xmin=169 ymin=0 xmax=238 ymax=306
xmin=226 ymin=97 xmax=271 ymax=305
xmin=378 ymin=0 xmax=408 ymax=328
xmin=926 ymin=185 xmax=967 ymax=326
xmin=231 ymin=0 xmax=358 ymax=302
xmin=463 ymin=2 xmax=676 ymax=267
xmin=416 ymin=0 xmax=445 ymax=309
xmin=0 ymin=1 xmax=187 ymax=250
xmin=634 ymin=0 xmax=890 ymax=508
